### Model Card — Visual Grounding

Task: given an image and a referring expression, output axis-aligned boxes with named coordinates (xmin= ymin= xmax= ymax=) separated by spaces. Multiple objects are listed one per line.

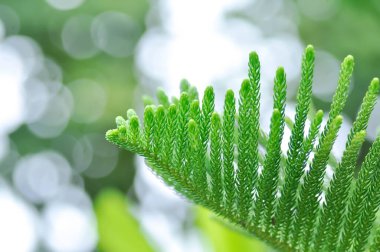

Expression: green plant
xmin=106 ymin=45 xmax=380 ymax=252
xmin=95 ymin=189 xmax=154 ymax=252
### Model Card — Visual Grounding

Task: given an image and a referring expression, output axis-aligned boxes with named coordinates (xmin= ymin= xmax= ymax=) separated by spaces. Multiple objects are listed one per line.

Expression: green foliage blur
xmin=297 ymin=1 xmax=380 ymax=118
xmin=95 ymin=189 xmax=154 ymax=252
xmin=2 ymin=0 xmax=149 ymax=197
xmin=196 ymin=207 xmax=270 ymax=251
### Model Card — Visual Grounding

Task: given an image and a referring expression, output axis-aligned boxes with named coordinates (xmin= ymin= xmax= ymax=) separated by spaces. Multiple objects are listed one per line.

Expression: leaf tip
xmin=370 ymin=77 xmax=380 ymax=92
xmin=344 ymin=55 xmax=354 ymax=66
xmin=249 ymin=51 xmax=259 ymax=62
xmin=204 ymin=86 xmax=215 ymax=96
xmin=127 ymin=109 xmax=137 ymax=119
xmin=142 ymin=95 xmax=154 ymax=106
xmin=211 ymin=112 xmax=221 ymax=124
xmin=335 ymin=115 xmax=344 ymax=125
xmin=315 ymin=109 xmax=324 ymax=118
xmin=180 ymin=79 xmax=191 ymax=92
xmin=276 ymin=66 xmax=285 ymax=75
xmin=188 ymin=118 xmax=197 ymax=132
xmin=305 ymin=44 xmax=315 ymax=60
xmin=105 ymin=129 xmax=119 ymax=141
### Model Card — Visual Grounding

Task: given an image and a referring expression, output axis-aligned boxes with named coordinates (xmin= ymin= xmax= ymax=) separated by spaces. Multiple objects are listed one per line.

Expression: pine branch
xmin=106 ymin=46 xmax=380 ymax=252
xmin=237 ymin=52 xmax=261 ymax=220
xmin=222 ymin=89 xmax=236 ymax=215
xmin=201 ymin=86 xmax=215 ymax=194
xmin=339 ymin=135 xmax=380 ymax=251
xmin=292 ymin=115 xmax=343 ymax=251
xmin=275 ymin=45 xmax=315 ymax=240
xmin=255 ymin=109 xmax=283 ymax=232
xmin=210 ymin=112 xmax=223 ymax=208
xmin=313 ymin=130 xmax=366 ymax=251
xmin=237 ymin=79 xmax=255 ymax=219
xmin=347 ymin=78 xmax=380 ymax=145
xmin=254 ymin=66 xmax=286 ymax=233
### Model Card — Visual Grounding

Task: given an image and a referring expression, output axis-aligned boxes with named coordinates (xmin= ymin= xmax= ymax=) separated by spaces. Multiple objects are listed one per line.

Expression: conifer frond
xmin=106 ymin=46 xmax=380 ymax=251
xmin=274 ymin=45 xmax=315 ymax=242
xmin=314 ymin=130 xmax=366 ymax=251
xmin=370 ymin=227 xmax=380 ymax=252
xmin=339 ymin=134 xmax=380 ymax=252
xmin=222 ymin=89 xmax=236 ymax=215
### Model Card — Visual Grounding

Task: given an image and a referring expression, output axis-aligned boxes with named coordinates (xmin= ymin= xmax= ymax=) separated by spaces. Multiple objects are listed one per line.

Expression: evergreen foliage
xmin=106 ymin=45 xmax=380 ymax=251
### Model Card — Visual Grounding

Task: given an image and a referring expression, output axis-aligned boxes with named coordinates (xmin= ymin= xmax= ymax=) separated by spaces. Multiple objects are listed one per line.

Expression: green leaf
xmin=95 ymin=189 xmax=154 ymax=252
xmin=196 ymin=207 xmax=269 ymax=252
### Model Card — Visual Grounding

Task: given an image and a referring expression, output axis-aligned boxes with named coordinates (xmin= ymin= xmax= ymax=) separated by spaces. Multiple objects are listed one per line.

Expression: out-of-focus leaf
xmin=196 ymin=207 xmax=269 ymax=252
xmin=95 ymin=188 xmax=154 ymax=252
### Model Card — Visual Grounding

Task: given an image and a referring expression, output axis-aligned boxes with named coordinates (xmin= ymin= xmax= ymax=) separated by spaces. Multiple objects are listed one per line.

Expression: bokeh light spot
xmin=62 ymin=15 xmax=98 ymax=59
xmin=13 ymin=151 xmax=72 ymax=204
xmin=83 ymin=134 xmax=118 ymax=178
xmin=27 ymin=86 xmax=73 ymax=138
xmin=92 ymin=11 xmax=141 ymax=58
xmin=312 ymin=51 xmax=342 ymax=101
xmin=46 ymin=0 xmax=85 ymax=11
xmin=42 ymin=200 xmax=97 ymax=252
xmin=72 ymin=135 xmax=93 ymax=173
xmin=0 ymin=38 xmax=25 ymax=135
xmin=297 ymin=0 xmax=340 ymax=21
xmin=68 ymin=79 xmax=107 ymax=124
xmin=0 ymin=5 xmax=20 ymax=35
xmin=0 ymin=184 xmax=38 ymax=252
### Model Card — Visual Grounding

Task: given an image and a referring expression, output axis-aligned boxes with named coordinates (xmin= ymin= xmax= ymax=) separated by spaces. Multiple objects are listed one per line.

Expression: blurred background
xmin=0 ymin=0 xmax=379 ymax=251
